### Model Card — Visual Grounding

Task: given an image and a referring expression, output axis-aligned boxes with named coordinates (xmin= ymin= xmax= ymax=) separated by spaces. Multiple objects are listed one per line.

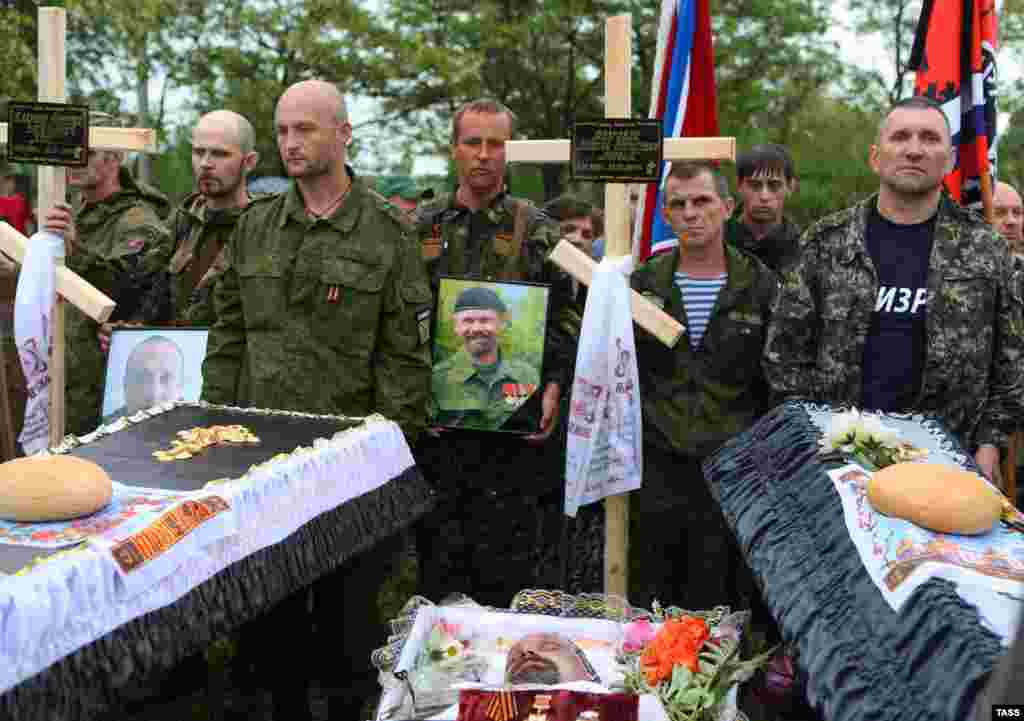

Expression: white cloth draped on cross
xmin=505 ymin=15 xmax=735 ymax=593
xmin=0 ymin=7 xmax=153 ymax=448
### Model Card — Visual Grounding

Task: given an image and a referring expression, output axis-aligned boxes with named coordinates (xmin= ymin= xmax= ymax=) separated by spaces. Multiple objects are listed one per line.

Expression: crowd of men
xmin=3 ymin=83 xmax=1021 ymax=718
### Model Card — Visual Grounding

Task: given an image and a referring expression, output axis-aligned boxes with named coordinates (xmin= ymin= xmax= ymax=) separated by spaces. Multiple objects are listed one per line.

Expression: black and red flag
xmin=908 ymin=0 xmax=999 ymax=207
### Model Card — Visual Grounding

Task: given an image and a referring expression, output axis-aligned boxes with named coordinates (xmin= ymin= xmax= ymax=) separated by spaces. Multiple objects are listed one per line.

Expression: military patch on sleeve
xmin=493 ymin=231 xmax=517 ymax=257
xmin=502 ymin=383 xmax=537 ymax=406
xmin=126 ymin=237 xmax=146 ymax=252
xmin=422 ymin=237 xmax=442 ymax=261
xmin=417 ymin=308 xmax=432 ymax=345
xmin=122 ymin=206 xmax=149 ymax=226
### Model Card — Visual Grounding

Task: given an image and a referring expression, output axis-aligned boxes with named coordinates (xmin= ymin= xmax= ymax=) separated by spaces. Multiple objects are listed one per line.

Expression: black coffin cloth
xmin=70 ymin=405 xmax=369 ymax=490
xmin=702 ymin=402 xmax=1005 ymax=721
xmin=0 ymin=406 xmax=436 ymax=721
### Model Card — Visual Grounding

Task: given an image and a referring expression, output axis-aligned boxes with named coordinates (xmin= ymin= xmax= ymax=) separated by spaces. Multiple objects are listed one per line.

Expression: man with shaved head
xmin=167 ymin=109 xmax=260 ymax=324
xmin=201 ymin=79 xmax=432 ymax=720
xmin=994 ymin=180 xmax=1023 ymax=257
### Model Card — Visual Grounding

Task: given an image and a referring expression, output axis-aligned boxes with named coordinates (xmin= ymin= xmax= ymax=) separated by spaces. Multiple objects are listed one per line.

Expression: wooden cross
xmin=507 ymin=15 xmax=736 ymax=596
xmin=0 ymin=7 xmax=155 ymax=448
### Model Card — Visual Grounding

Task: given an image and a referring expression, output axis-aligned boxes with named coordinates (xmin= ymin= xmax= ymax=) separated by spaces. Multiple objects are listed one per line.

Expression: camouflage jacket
xmin=414 ymin=191 xmax=580 ymax=391
xmin=763 ymin=193 xmax=1024 ymax=449
xmin=632 ymin=243 xmax=778 ymax=457
xmin=69 ymin=166 xmax=174 ymax=323
xmin=725 ymin=213 xmax=802 ymax=275
xmin=167 ymin=192 xmax=261 ymax=325
xmin=65 ymin=167 xmax=173 ymax=436
xmin=431 ymin=347 xmax=540 ymax=431
xmin=201 ymin=172 xmax=433 ymax=444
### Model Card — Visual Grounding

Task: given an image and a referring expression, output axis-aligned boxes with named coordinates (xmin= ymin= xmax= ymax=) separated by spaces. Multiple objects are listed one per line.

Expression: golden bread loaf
xmin=867 ymin=462 xmax=1002 ymax=535
xmin=0 ymin=456 xmax=113 ymax=522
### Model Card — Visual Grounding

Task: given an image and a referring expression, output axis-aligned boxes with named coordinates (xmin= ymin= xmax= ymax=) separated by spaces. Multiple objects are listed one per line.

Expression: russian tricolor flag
xmin=634 ymin=0 xmax=720 ymax=261
xmin=909 ymin=0 xmax=999 ymax=207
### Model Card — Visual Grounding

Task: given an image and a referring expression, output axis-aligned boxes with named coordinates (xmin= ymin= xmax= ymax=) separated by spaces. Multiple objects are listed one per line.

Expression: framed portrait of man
xmin=100 ymin=327 xmax=210 ymax=424
xmin=431 ymin=278 xmax=550 ymax=433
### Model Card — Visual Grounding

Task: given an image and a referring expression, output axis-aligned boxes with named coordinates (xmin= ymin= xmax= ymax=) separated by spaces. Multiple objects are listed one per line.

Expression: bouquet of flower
xmin=819 ymin=409 xmax=928 ymax=471
xmin=410 ymin=620 xmax=487 ymax=714
xmin=616 ymin=614 xmax=774 ymax=721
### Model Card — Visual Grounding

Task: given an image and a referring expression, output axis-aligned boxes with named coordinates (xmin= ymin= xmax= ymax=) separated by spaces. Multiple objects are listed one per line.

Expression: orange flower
xmin=640 ymin=616 xmax=710 ymax=685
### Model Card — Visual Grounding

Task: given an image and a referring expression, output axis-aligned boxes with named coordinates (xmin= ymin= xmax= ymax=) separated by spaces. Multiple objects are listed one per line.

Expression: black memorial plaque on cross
xmin=6 ymin=100 xmax=89 ymax=167
xmin=570 ymin=118 xmax=662 ymax=183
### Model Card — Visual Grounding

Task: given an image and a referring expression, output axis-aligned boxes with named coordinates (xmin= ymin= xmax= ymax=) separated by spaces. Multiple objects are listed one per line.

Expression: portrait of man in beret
xmin=431 ymin=283 xmax=543 ymax=431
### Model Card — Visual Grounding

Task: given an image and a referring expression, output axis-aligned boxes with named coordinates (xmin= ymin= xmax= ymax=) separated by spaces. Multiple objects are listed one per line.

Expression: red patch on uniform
xmin=127 ymin=238 xmax=145 ymax=251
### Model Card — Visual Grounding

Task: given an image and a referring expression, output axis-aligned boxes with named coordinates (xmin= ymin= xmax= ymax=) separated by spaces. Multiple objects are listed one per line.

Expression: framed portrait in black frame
xmin=431 ymin=277 xmax=550 ymax=433
xmin=100 ymin=327 xmax=210 ymax=424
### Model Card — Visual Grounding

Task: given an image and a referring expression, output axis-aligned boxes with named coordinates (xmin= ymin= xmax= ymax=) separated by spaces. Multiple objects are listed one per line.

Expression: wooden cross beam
xmin=507 ymin=78 xmax=735 ymax=350
xmin=0 ymin=124 xmax=157 ymax=153
xmin=0 ymin=7 xmax=155 ymax=448
xmin=508 ymin=16 xmax=735 ymax=597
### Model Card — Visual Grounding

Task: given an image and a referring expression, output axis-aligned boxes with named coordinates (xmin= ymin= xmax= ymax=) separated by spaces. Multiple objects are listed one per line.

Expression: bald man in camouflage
xmin=167 ymin=110 xmax=261 ymax=325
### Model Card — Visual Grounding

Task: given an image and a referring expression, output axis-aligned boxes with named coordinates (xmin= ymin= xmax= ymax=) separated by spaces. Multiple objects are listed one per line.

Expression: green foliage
xmin=619 ymin=633 xmax=777 ymax=721
xmin=998 ymin=111 xmax=1024 ymax=193
xmin=432 ymin=279 xmax=547 ymax=371
xmin=151 ymin=124 xmax=198 ymax=204
xmin=846 ymin=0 xmax=922 ymax=103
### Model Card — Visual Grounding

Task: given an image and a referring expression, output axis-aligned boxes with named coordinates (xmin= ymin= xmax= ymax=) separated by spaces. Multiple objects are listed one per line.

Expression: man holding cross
xmin=630 ymin=161 xmax=777 ymax=611
xmin=42 ymin=112 xmax=174 ymax=436
xmin=413 ymin=98 xmax=580 ymax=606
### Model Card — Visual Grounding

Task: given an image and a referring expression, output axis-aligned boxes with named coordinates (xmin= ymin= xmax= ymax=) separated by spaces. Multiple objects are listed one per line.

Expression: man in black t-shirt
xmin=765 ymin=96 xmax=1024 ymax=484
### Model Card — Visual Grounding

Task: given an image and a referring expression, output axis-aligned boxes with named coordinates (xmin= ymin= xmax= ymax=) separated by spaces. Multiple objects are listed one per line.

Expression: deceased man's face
xmin=504 ymin=633 xmax=594 ymax=685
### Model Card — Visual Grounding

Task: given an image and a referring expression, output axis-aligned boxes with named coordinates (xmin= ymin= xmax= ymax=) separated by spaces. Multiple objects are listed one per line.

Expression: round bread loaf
xmin=867 ymin=462 xmax=1002 ymax=535
xmin=0 ymin=456 xmax=113 ymax=522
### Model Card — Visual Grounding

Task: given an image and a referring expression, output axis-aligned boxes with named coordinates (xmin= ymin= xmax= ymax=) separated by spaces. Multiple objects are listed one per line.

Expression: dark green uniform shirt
xmin=66 ymin=167 xmax=173 ymax=436
xmin=431 ymin=347 xmax=540 ymax=431
xmin=415 ymin=191 xmax=580 ymax=391
xmin=764 ymin=193 xmax=1024 ymax=449
xmin=632 ymin=243 xmax=777 ymax=457
xmin=724 ymin=213 xmax=802 ymax=275
xmin=166 ymin=192 xmax=256 ymax=325
xmin=201 ymin=171 xmax=432 ymax=444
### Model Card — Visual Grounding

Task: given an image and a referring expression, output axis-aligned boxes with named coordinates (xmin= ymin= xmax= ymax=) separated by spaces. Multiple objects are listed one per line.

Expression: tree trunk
xmin=135 ymin=34 xmax=151 ymax=184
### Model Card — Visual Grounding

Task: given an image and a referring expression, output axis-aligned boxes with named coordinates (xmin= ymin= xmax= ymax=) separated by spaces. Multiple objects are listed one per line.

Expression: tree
xmin=846 ymin=0 xmax=922 ymax=103
xmin=179 ymin=0 xmax=390 ymax=178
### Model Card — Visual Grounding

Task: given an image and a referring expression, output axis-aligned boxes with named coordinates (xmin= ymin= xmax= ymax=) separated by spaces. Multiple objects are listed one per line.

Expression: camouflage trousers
xmin=65 ymin=308 xmax=105 ymax=438
xmin=628 ymin=444 xmax=750 ymax=613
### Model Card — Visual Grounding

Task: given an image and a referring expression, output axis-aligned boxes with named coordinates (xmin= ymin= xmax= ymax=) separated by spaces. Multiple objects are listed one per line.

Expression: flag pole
xmin=980 ymin=169 xmax=995 ymax=224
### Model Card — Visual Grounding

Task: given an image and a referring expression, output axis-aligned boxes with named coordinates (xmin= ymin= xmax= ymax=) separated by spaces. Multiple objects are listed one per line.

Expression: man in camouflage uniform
xmin=432 ymin=285 xmax=540 ymax=431
xmin=167 ymin=110 xmax=260 ymax=325
xmin=994 ymin=181 xmax=1023 ymax=257
xmin=629 ymin=161 xmax=777 ymax=612
xmin=725 ymin=143 xmax=802 ymax=274
xmin=42 ymin=115 xmax=173 ymax=436
xmin=201 ymin=80 xmax=431 ymax=721
xmin=414 ymin=98 xmax=581 ymax=605
xmin=764 ymin=96 xmax=1024 ymax=484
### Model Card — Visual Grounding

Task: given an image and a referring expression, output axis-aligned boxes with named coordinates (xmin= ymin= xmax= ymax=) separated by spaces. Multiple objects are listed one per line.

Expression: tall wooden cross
xmin=507 ymin=15 xmax=736 ymax=596
xmin=0 ymin=7 xmax=157 ymax=448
